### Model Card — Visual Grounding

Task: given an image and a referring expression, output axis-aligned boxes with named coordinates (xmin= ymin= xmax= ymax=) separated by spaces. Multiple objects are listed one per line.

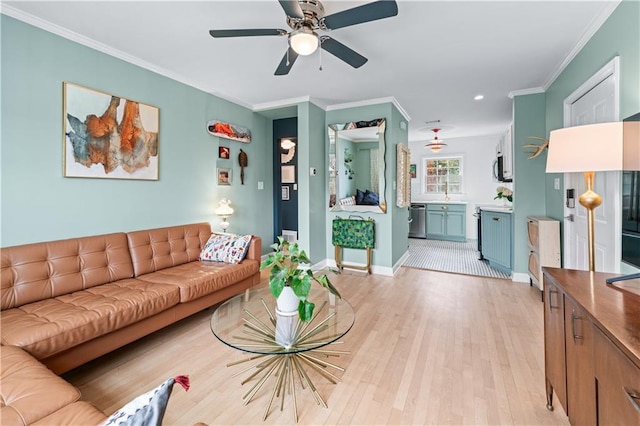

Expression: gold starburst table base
xmin=212 ymin=293 xmax=354 ymax=423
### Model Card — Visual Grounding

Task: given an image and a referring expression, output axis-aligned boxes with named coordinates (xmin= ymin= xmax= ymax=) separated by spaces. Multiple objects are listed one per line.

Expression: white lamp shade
xmin=289 ymin=30 xmax=318 ymax=55
xmin=215 ymin=199 xmax=234 ymax=216
xmin=546 ymin=122 xmax=624 ymax=173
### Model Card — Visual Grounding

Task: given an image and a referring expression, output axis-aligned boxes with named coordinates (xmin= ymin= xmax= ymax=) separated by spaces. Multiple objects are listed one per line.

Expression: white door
xmin=563 ymin=59 xmax=620 ymax=272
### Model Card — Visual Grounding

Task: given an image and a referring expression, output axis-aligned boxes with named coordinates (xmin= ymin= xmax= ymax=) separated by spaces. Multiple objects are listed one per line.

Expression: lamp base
xmin=580 ymin=171 xmax=602 ymax=272
xmin=220 ymin=218 xmax=230 ymax=233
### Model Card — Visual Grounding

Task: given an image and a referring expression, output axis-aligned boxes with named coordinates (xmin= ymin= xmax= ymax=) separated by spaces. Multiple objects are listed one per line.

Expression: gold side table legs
xmin=334 ymin=245 xmax=372 ymax=274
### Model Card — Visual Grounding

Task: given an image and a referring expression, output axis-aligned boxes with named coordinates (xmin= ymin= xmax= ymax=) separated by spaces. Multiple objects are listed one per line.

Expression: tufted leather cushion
xmin=1 ymin=233 xmax=134 ymax=310
xmin=0 ymin=345 xmax=83 ymax=425
xmin=1 ymin=278 xmax=180 ymax=359
xmin=137 ymin=259 xmax=259 ymax=303
xmin=127 ymin=223 xmax=212 ymax=277
xmin=32 ymin=401 xmax=107 ymax=425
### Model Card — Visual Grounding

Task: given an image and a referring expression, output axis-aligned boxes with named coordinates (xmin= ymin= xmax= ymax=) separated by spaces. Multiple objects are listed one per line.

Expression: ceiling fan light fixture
xmin=289 ymin=27 xmax=318 ymax=55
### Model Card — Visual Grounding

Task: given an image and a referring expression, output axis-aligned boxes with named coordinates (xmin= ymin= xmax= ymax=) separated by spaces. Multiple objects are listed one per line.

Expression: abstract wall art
xmin=207 ymin=120 xmax=251 ymax=143
xmin=63 ymin=82 xmax=159 ymax=180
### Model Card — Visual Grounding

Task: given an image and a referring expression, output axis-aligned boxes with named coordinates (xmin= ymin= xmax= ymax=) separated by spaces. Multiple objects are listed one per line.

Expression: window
xmin=422 ymin=157 xmax=462 ymax=194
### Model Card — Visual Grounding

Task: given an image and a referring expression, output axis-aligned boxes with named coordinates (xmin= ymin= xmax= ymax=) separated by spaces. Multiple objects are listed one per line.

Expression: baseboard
xmin=512 ymin=272 xmax=530 ymax=283
xmin=393 ymin=250 xmax=411 ymax=276
xmin=317 ymin=258 xmax=394 ymax=276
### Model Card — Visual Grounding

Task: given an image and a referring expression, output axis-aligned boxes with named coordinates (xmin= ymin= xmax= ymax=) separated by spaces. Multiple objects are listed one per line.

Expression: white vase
xmin=275 ymin=286 xmax=299 ymax=348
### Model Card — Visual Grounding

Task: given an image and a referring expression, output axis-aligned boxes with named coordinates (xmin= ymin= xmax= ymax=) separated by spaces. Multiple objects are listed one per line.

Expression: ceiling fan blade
xmin=323 ymin=0 xmax=398 ymax=30
xmin=321 ymin=37 xmax=368 ymax=69
xmin=275 ymin=47 xmax=299 ymax=75
xmin=278 ymin=0 xmax=304 ymax=19
xmin=209 ymin=29 xmax=286 ymax=38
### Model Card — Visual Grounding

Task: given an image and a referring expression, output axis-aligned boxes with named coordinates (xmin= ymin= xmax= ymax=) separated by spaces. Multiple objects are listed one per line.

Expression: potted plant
xmin=494 ymin=186 xmax=513 ymax=204
xmin=260 ymin=236 xmax=341 ymax=322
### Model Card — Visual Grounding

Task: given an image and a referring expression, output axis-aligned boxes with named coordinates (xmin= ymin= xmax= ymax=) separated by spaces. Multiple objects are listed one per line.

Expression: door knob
xmin=564 ymin=214 xmax=575 ymax=222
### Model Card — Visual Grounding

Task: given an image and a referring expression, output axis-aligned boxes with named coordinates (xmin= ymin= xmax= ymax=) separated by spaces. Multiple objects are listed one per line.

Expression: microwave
xmin=493 ymin=155 xmax=512 ymax=182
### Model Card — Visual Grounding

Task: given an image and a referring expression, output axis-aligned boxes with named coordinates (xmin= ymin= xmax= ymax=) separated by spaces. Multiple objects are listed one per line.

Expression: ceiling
xmin=4 ymin=1 xmax=619 ymax=142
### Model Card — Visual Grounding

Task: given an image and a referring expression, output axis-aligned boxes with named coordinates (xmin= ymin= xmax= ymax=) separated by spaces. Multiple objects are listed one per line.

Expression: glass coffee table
xmin=210 ymin=287 xmax=355 ymax=422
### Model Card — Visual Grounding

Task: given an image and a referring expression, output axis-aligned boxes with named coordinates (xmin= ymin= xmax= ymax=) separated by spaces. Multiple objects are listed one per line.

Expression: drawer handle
xmin=624 ymin=388 xmax=640 ymax=414
xmin=493 ymin=217 xmax=500 ymax=221
xmin=548 ymin=289 xmax=559 ymax=310
xmin=441 ymin=206 xmax=448 ymax=210
xmin=571 ymin=311 xmax=583 ymax=341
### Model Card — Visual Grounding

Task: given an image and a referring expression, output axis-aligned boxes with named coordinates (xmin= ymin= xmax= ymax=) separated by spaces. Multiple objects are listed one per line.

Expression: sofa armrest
xmin=245 ymin=236 xmax=262 ymax=261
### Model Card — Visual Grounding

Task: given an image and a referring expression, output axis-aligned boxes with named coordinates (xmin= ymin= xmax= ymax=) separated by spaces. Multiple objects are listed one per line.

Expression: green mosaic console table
xmin=332 ymin=217 xmax=375 ymax=274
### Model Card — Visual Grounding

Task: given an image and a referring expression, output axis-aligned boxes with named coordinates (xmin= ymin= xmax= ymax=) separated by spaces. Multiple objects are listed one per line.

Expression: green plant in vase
xmin=260 ymin=236 xmax=341 ymax=322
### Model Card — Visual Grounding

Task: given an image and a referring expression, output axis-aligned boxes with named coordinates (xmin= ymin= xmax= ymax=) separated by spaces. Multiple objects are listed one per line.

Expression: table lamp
xmin=215 ymin=199 xmax=234 ymax=233
xmin=546 ymin=122 xmax=625 ymax=272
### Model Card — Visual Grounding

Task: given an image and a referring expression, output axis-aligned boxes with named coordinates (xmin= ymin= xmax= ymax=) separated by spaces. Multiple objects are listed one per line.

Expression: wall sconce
xmin=215 ymin=199 xmax=234 ymax=233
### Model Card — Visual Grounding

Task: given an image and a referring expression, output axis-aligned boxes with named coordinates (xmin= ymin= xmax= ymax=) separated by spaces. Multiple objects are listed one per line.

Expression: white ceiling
xmin=4 ymin=0 xmax=619 ymax=142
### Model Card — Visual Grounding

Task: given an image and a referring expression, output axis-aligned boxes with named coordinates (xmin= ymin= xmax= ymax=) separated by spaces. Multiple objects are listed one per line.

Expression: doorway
xmin=562 ymin=57 xmax=621 ymax=272
xmin=273 ymin=118 xmax=298 ymax=243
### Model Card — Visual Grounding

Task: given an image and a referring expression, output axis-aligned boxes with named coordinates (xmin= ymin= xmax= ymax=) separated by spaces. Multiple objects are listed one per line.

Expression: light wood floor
xmin=64 ymin=268 xmax=570 ymax=425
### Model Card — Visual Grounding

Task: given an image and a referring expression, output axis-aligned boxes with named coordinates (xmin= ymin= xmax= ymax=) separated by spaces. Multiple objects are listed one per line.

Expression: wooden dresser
xmin=543 ymin=267 xmax=640 ymax=425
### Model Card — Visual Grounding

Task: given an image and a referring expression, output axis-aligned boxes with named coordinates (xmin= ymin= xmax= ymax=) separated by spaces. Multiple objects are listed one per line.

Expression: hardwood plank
xmin=64 ymin=268 xmax=571 ymax=425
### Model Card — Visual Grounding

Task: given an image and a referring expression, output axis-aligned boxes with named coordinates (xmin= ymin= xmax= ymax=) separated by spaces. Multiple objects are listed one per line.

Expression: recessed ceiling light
xmin=474 ymin=95 xmax=484 ymax=100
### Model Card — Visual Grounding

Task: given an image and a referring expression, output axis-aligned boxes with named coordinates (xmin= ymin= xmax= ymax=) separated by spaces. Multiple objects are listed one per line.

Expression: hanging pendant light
xmin=425 ymin=128 xmax=447 ymax=152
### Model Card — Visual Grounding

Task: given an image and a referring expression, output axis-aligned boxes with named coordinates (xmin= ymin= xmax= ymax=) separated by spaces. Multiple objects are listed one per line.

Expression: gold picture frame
xmin=396 ymin=143 xmax=411 ymax=207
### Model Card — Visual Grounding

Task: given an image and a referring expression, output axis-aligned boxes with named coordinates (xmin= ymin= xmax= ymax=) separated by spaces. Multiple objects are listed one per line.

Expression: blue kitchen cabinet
xmin=481 ymin=210 xmax=512 ymax=272
xmin=426 ymin=203 xmax=466 ymax=242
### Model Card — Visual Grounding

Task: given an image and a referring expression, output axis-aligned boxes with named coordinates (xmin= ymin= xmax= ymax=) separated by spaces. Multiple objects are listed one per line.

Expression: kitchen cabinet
xmin=527 ymin=216 xmax=560 ymax=291
xmin=481 ymin=210 xmax=511 ymax=272
xmin=543 ymin=268 xmax=640 ymax=425
xmin=426 ymin=203 xmax=466 ymax=242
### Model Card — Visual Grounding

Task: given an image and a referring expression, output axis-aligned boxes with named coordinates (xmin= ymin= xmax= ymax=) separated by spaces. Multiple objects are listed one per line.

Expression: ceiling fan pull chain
xmin=286 ymin=48 xmax=290 ymax=66
xmin=319 ymin=46 xmax=323 ymax=71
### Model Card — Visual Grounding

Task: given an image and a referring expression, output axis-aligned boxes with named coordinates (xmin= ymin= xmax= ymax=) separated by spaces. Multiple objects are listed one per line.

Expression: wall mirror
xmin=328 ymin=118 xmax=386 ymax=213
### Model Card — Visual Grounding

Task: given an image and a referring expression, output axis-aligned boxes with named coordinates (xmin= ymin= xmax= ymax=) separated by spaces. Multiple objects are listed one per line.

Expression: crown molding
xmin=508 ymin=87 xmax=545 ymax=99
xmin=325 ymin=96 xmax=411 ymax=122
xmin=1 ymin=4 xmax=253 ymax=110
xmin=541 ymin=0 xmax=621 ymax=90
xmin=252 ymin=96 xmax=328 ymax=112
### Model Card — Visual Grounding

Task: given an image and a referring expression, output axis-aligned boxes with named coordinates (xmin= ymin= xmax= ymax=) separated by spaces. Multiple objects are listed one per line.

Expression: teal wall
xmin=295 ymin=102 xmax=327 ymax=262
xmin=543 ymin=0 xmax=640 ymax=270
xmin=390 ymin=104 xmax=410 ymax=266
xmin=1 ymin=16 xmax=273 ymax=248
xmin=545 ymin=0 xmax=640 ymax=220
xmin=512 ymin=93 xmax=547 ymax=274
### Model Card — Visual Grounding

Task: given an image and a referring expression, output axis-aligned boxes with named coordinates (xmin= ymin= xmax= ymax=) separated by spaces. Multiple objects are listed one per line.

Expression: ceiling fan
xmin=209 ymin=0 xmax=398 ymax=75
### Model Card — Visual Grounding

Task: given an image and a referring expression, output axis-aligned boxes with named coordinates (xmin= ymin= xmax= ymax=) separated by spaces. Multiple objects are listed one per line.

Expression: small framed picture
xmin=218 ymin=146 xmax=230 ymax=159
xmin=410 ymin=164 xmax=417 ymax=179
xmin=282 ymin=186 xmax=290 ymax=201
xmin=282 ymin=165 xmax=295 ymax=183
xmin=217 ymin=168 xmax=231 ymax=185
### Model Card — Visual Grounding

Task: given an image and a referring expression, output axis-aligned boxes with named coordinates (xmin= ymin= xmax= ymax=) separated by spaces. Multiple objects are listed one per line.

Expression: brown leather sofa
xmin=0 ymin=222 xmax=261 ymax=425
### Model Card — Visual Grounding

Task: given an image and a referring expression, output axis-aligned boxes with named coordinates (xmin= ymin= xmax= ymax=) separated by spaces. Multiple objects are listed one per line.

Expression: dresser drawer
xmin=594 ymin=327 xmax=640 ymax=425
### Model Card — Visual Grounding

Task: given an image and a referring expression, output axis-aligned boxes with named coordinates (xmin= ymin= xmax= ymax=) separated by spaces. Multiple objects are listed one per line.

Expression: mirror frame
xmin=328 ymin=118 xmax=386 ymax=213
xmin=397 ymin=143 xmax=411 ymax=208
